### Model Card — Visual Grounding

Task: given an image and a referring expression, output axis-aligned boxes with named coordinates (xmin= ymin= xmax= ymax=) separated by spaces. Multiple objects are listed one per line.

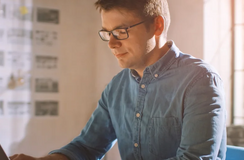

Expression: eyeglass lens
xmin=99 ymin=28 xmax=128 ymax=41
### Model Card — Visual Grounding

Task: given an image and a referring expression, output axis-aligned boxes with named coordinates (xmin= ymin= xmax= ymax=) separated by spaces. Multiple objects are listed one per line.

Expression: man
xmin=10 ymin=0 xmax=226 ymax=159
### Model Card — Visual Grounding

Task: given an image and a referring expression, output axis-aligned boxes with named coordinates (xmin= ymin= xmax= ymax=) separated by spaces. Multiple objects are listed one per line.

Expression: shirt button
xmin=134 ymin=143 xmax=138 ymax=147
xmin=141 ymin=84 xmax=145 ymax=88
xmin=154 ymin=74 xmax=159 ymax=78
xmin=136 ymin=113 xmax=140 ymax=117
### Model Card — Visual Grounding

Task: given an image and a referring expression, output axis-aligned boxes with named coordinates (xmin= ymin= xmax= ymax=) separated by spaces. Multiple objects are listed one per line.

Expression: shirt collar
xmin=130 ymin=40 xmax=180 ymax=81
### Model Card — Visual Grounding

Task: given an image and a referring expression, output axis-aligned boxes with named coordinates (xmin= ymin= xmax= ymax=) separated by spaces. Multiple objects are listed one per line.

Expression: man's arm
xmin=10 ymin=153 xmax=69 ymax=160
xmin=40 ymin=154 xmax=69 ymax=160
xmin=166 ymin=72 xmax=226 ymax=159
xmin=48 ymin=84 xmax=116 ymax=159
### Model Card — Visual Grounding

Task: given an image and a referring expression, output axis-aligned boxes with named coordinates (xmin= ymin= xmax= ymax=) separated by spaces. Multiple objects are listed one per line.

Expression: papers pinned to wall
xmin=0 ymin=1 xmax=60 ymax=117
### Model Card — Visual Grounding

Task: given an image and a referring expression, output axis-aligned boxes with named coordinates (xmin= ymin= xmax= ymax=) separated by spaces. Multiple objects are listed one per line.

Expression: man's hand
xmin=9 ymin=154 xmax=38 ymax=160
xmin=9 ymin=153 xmax=69 ymax=160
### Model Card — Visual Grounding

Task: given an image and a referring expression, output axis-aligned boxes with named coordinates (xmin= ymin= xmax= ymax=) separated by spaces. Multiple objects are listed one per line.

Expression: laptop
xmin=0 ymin=145 xmax=10 ymax=160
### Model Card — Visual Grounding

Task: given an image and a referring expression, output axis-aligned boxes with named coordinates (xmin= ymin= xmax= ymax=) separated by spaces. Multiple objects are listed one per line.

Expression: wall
xmin=168 ymin=0 xmax=204 ymax=59
xmin=203 ymin=0 xmax=232 ymax=125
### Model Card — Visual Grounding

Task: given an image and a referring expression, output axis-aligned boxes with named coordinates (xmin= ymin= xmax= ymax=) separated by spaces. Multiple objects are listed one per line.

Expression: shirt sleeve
xmin=49 ymin=85 xmax=117 ymax=160
xmin=166 ymin=72 xmax=226 ymax=160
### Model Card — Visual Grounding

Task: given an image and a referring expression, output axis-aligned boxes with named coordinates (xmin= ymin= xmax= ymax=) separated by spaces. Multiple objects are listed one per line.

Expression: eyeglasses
xmin=98 ymin=20 xmax=146 ymax=41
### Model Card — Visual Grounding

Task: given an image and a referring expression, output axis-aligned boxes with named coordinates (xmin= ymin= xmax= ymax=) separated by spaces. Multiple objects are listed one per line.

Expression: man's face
xmin=101 ymin=8 xmax=156 ymax=71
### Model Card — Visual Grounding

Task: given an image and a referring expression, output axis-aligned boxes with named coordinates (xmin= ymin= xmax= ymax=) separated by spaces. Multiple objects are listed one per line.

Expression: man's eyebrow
xmin=101 ymin=24 xmax=128 ymax=31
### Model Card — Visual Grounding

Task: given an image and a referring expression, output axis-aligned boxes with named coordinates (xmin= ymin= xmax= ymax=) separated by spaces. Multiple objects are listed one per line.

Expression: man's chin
xmin=119 ymin=65 xmax=127 ymax=69
xmin=118 ymin=62 xmax=130 ymax=69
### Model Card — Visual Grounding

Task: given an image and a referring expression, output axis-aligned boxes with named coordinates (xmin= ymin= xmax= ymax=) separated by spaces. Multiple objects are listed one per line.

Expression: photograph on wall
xmin=7 ymin=28 xmax=33 ymax=45
xmin=0 ymin=51 xmax=4 ymax=66
xmin=35 ymin=101 xmax=58 ymax=116
xmin=35 ymin=78 xmax=58 ymax=93
xmin=8 ymin=101 xmax=31 ymax=116
xmin=34 ymin=29 xmax=58 ymax=47
xmin=6 ymin=5 xmax=33 ymax=21
xmin=0 ymin=4 xmax=6 ymax=19
xmin=37 ymin=7 xmax=59 ymax=24
xmin=0 ymin=101 xmax=3 ymax=115
xmin=6 ymin=51 xmax=32 ymax=69
xmin=35 ymin=55 xmax=58 ymax=69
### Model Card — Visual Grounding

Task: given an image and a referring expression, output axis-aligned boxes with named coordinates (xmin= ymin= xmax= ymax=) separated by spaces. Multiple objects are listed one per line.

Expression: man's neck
xmin=135 ymin=41 xmax=170 ymax=78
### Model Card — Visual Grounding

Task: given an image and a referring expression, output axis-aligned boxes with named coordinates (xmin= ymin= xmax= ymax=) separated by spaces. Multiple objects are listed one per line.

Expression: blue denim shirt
xmin=50 ymin=41 xmax=226 ymax=160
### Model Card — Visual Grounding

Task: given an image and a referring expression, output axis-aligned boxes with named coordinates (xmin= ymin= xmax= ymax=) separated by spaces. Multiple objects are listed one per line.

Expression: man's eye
xmin=114 ymin=29 xmax=126 ymax=35
xmin=118 ymin=30 xmax=127 ymax=34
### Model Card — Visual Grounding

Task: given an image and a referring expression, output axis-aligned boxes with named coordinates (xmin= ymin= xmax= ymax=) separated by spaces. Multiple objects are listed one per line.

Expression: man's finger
xmin=9 ymin=154 xmax=19 ymax=160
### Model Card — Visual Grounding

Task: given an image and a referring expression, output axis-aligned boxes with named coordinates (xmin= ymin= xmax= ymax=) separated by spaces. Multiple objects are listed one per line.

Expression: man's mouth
xmin=115 ymin=52 xmax=128 ymax=58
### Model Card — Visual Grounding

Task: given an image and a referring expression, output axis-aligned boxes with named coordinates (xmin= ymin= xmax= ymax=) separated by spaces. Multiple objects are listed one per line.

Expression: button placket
xmin=133 ymin=72 xmax=152 ymax=160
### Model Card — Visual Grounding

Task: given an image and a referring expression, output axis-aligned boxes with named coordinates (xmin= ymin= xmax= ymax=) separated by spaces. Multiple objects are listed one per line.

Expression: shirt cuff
xmin=49 ymin=148 xmax=79 ymax=160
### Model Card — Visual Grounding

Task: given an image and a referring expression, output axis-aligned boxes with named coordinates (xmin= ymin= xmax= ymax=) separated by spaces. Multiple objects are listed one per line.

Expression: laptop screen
xmin=0 ymin=145 xmax=10 ymax=160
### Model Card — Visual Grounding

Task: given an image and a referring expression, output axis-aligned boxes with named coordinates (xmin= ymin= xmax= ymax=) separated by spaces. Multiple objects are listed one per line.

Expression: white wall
xmin=168 ymin=0 xmax=204 ymax=59
xmin=203 ymin=0 xmax=232 ymax=125
xmin=0 ymin=0 xmax=232 ymax=160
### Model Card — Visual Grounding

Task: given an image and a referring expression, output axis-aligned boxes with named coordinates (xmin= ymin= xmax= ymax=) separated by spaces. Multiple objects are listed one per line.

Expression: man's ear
xmin=154 ymin=16 xmax=165 ymax=36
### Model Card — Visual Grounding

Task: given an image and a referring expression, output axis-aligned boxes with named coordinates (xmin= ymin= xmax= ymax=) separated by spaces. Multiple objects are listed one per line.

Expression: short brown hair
xmin=94 ymin=0 xmax=171 ymax=37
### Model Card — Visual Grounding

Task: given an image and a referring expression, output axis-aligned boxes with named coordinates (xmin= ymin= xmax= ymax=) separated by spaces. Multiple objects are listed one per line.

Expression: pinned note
xmin=19 ymin=6 xmax=28 ymax=15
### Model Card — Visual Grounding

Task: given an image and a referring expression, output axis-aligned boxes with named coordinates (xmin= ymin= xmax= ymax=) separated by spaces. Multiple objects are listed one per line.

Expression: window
xmin=233 ymin=0 xmax=244 ymax=124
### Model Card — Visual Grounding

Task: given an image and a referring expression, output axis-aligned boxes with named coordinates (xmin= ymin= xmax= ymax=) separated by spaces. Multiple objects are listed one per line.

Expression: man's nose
xmin=108 ymin=34 xmax=122 ymax=49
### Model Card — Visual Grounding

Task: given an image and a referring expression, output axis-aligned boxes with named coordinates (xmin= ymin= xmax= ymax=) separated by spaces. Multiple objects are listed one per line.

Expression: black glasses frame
xmin=98 ymin=20 xmax=146 ymax=41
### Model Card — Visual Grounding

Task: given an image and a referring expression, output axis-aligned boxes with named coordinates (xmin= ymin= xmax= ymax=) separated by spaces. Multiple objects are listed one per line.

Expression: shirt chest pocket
xmin=148 ymin=117 xmax=181 ymax=159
